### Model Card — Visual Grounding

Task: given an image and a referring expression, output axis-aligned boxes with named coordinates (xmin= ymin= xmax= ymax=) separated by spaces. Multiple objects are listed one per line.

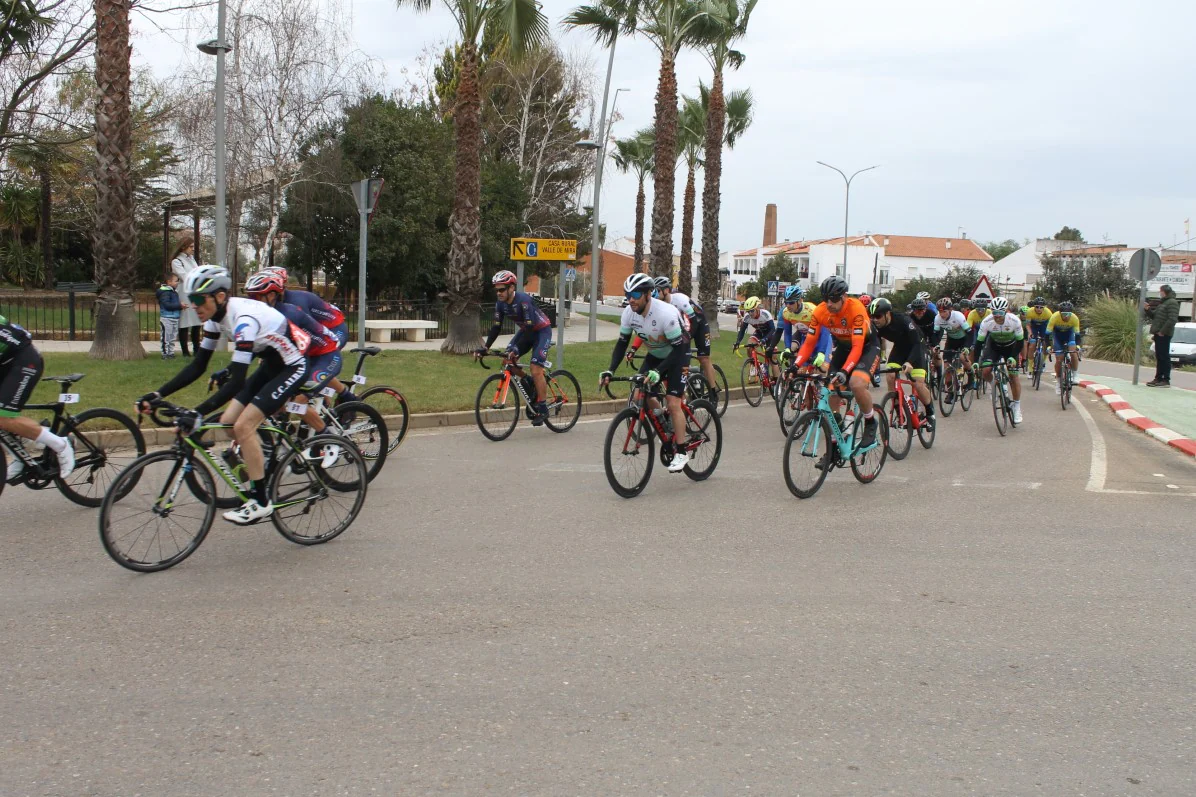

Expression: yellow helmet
xmin=743 ymin=296 xmax=761 ymax=311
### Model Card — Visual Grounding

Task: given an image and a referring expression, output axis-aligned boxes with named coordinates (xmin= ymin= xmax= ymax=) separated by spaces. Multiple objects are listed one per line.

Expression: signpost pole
xmin=1130 ymin=248 xmax=1162 ymax=385
xmin=1133 ymin=276 xmax=1148 ymax=386
xmin=556 ymin=262 xmax=565 ymax=370
xmin=357 ymin=199 xmax=368 ymax=349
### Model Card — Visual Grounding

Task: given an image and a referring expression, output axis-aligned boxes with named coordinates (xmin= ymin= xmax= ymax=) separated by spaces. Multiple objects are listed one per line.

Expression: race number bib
xmin=352 ymin=374 xmax=367 ymax=385
xmin=58 ymin=393 xmax=79 ymax=404
xmin=285 ymin=401 xmax=307 ymax=415
xmin=320 ymin=386 xmax=338 ymax=398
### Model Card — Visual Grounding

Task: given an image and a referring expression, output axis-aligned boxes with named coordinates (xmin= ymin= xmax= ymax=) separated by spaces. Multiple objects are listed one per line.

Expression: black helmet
xmin=910 ymin=298 xmax=928 ymax=311
xmin=1059 ymin=301 xmax=1074 ymax=312
xmin=820 ymin=275 xmax=849 ymax=300
xmin=1032 ymin=296 xmax=1045 ymax=306
xmin=958 ymin=298 xmax=972 ymax=309
xmin=869 ymin=297 xmax=892 ymax=318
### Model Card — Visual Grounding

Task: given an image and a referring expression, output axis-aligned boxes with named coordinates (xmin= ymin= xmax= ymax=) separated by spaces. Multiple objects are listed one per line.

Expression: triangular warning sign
xmin=969 ymin=274 xmax=996 ymax=300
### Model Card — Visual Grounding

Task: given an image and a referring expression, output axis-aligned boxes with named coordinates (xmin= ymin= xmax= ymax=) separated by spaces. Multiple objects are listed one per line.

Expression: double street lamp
xmin=817 ymin=161 xmax=879 ymax=287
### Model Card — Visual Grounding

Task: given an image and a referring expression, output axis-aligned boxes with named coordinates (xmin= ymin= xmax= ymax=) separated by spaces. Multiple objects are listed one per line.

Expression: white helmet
xmin=183 ymin=265 xmax=232 ymax=297
xmin=915 ymin=291 xmax=931 ymax=301
xmin=990 ymin=297 xmax=1009 ymax=313
xmin=624 ymin=273 xmax=654 ymax=294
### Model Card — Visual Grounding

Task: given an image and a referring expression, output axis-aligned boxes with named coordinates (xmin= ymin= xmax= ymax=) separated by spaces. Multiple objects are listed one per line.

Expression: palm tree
xmin=676 ymin=94 xmax=703 ymax=295
xmin=611 ymin=130 xmax=654 ymax=274
xmin=0 ymin=181 xmax=39 ymax=286
xmin=396 ymin=0 xmax=548 ymax=354
xmin=634 ymin=0 xmax=710 ymax=278
xmin=696 ymin=0 xmax=756 ymax=332
xmin=90 ymin=0 xmax=142 ymax=359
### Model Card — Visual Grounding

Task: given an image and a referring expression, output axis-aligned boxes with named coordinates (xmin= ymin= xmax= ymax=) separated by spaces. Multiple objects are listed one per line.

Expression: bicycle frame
xmin=2 ymin=393 xmax=91 ymax=480
xmin=620 ymin=378 xmax=705 ymax=455
xmin=792 ymin=382 xmax=868 ymax=463
xmin=888 ymin=371 xmax=928 ymax=432
xmin=743 ymin=344 xmax=775 ymax=391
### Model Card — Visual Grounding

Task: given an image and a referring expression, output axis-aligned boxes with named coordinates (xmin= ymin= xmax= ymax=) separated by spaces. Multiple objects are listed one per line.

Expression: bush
xmin=1084 ymin=296 xmax=1149 ymax=364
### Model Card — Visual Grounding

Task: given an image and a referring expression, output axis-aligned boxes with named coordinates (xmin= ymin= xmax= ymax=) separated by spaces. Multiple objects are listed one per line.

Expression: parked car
xmin=718 ymin=299 xmax=741 ymax=314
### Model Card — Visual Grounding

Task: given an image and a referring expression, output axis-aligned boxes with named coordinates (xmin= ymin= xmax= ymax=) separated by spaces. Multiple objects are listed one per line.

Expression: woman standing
xmin=170 ymin=235 xmax=201 ymax=355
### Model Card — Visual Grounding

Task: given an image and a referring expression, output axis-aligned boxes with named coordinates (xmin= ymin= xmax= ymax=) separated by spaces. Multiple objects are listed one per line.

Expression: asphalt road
xmin=2 ymin=381 xmax=1194 ymax=796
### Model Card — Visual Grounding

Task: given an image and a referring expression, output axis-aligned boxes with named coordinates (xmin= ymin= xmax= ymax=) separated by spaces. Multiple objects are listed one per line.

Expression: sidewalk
xmin=1075 ymin=371 xmax=1196 ymax=441
xmin=1076 ymin=357 xmax=1196 ymax=391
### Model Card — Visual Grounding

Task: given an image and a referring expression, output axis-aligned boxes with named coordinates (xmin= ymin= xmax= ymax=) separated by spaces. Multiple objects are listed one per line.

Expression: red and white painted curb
xmin=1077 ymin=381 xmax=1196 ymax=457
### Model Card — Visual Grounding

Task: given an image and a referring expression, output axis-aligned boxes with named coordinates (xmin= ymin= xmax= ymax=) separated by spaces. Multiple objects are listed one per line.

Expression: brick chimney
xmin=763 ymin=204 xmax=777 ymax=247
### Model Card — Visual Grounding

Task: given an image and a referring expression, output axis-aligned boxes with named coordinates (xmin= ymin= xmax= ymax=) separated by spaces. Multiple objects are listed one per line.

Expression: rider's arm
xmin=154 ymin=327 xmax=218 ymax=397
xmin=816 ymin=326 xmax=833 ymax=360
xmin=608 ymin=333 xmax=632 ymax=373
xmin=768 ymin=324 xmax=786 ymax=354
xmin=482 ymin=303 xmax=507 ymax=349
xmin=792 ymin=319 xmax=821 ymax=367
xmin=733 ymin=318 xmax=749 ymax=347
xmin=839 ymin=313 xmax=868 ymax=375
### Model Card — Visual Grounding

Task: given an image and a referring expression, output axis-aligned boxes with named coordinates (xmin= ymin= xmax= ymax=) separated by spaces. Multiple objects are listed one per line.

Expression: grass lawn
xmin=28 ymin=332 xmax=748 ymax=418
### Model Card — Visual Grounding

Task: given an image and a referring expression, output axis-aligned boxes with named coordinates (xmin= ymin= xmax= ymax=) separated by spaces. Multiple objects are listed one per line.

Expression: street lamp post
xmin=198 ymin=1 xmax=232 ymax=269
xmin=817 ymin=161 xmax=879 ymax=288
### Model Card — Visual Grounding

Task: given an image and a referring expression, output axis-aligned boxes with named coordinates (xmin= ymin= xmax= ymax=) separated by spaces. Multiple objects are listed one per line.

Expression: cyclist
xmin=793 ymin=275 xmax=882 ymax=450
xmin=1023 ymin=297 xmax=1053 ymax=374
xmin=600 ymin=273 xmax=691 ymax=473
xmin=909 ymin=296 xmax=938 ymax=346
xmin=136 ymin=266 xmax=309 ymax=525
xmin=650 ymin=276 xmax=717 ymax=400
xmin=1047 ymin=300 xmax=1082 ymax=393
xmin=770 ymin=284 xmax=832 ymax=357
xmin=734 ymin=296 xmax=779 ymax=382
xmin=869 ymin=298 xmax=934 ymax=424
xmin=933 ymin=298 xmax=973 ymax=400
xmin=0 ymin=313 xmax=74 ymax=480
xmin=966 ymin=298 xmax=991 ymax=330
xmin=975 ymin=297 xmax=1025 ymax=424
xmin=476 ymin=270 xmax=553 ymax=425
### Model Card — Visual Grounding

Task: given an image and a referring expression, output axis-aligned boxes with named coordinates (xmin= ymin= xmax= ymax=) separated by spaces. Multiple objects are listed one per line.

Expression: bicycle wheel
xmin=1032 ymin=350 xmax=1043 ymax=390
xmin=1060 ymin=367 xmax=1070 ymax=410
xmin=685 ymin=372 xmax=708 ymax=406
xmin=329 ymin=401 xmax=388 ymax=482
xmin=938 ymin=372 xmax=956 ymax=417
xmin=271 ymin=434 xmax=367 ymax=545
xmin=0 ymin=444 xmax=6 ymax=500
xmin=710 ymin=364 xmax=729 ymax=417
xmin=783 ymin=411 xmax=833 ymax=499
xmin=959 ymin=372 xmax=974 ymax=411
xmin=917 ymin=404 xmax=937 ymax=450
xmin=849 ymin=412 xmax=888 ymax=485
xmin=778 ymin=378 xmax=803 ymax=437
xmin=992 ymin=374 xmax=1008 ymax=436
xmin=683 ymin=399 xmax=722 ymax=481
xmin=474 ymin=373 xmax=519 ymax=441
xmin=99 ymin=450 xmax=216 ymax=572
xmin=185 ymin=426 xmax=268 ymax=510
xmin=359 ymin=385 xmax=409 ymax=452
xmin=740 ymin=358 xmax=763 ymax=407
xmin=879 ymin=392 xmax=912 ymax=461
xmin=544 ymin=369 xmax=582 ymax=433
xmin=55 ymin=408 xmax=147 ymax=507
xmin=603 ymin=407 xmax=654 ymax=498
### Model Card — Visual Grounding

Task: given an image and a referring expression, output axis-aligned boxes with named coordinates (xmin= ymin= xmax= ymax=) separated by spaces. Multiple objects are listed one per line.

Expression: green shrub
xmin=1084 ymin=296 xmax=1150 ymax=364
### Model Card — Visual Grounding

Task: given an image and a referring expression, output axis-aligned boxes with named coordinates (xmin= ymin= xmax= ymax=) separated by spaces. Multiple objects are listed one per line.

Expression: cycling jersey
xmin=781 ymin=301 xmax=816 ymax=339
xmin=618 ymin=298 xmax=687 ymax=358
xmin=966 ymin=308 xmax=991 ymax=328
xmin=275 ymin=302 xmax=340 ymax=357
xmin=282 ymin=289 xmax=345 ymax=330
xmin=494 ymin=291 xmax=551 ymax=333
xmin=1047 ymin=312 xmax=1081 ymax=334
xmin=876 ymin=312 xmax=925 ymax=348
xmin=200 ymin=297 xmax=305 ymax=367
xmin=667 ymin=291 xmax=704 ymax=320
xmin=734 ymin=309 xmax=776 ymax=346
xmin=1024 ymin=306 xmax=1052 ymax=330
xmin=909 ymin=308 xmax=937 ymax=344
xmin=0 ymin=313 xmax=33 ymax=365
xmin=933 ymin=310 xmax=971 ymax=340
xmin=796 ymin=297 xmax=877 ymax=374
xmin=975 ymin=313 xmax=1025 ymax=346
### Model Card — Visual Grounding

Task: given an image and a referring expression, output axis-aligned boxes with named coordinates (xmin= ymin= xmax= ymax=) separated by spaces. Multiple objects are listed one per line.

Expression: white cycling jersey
xmin=934 ymin=310 xmax=971 ymax=340
xmin=667 ymin=292 xmax=699 ymax=319
xmin=200 ymin=297 xmax=305 ymax=366
xmin=620 ymin=297 xmax=687 ymax=357
xmin=741 ymin=309 xmax=774 ymax=330
xmin=976 ymin=312 xmax=1025 ymax=345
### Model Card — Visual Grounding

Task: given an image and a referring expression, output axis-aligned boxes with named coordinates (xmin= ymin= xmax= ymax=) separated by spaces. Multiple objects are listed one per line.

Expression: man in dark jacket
xmin=1146 ymin=284 xmax=1180 ymax=387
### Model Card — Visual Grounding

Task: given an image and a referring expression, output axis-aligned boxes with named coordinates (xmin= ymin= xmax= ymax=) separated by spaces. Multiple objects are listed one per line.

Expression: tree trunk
xmin=89 ymin=0 xmax=142 ymax=360
xmin=39 ymin=162 xmax=53 ymax=290
xmin=678 ymin=160 xmax=696 ymax=296
xmin=441 ymin=41 xmax=484 ymax=355
xmin=649 ymin=51 xmax=677 ymax=279
xmin=699 ymin=69 xmax=727 ymax=336
xmin=633 ymin=178 xmax=645 ymax=274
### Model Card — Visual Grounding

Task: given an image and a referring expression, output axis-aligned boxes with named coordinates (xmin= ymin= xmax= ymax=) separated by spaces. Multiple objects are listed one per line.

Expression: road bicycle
xmin=782 ymin=373 xmax=889 ymax=500
xmin=339 ymin=345 xmax=409 ymax=453
xmin=736 ymin=340 xmax=780 ymax=408
xmin=606 ymin=351 xmax=724 ymax=418
xmin=0 ymin=372 xmax=145 ymax=506
xmin=987 ymin=356 xmax=1020 ymax=436
xmin=777 ymin=365 xmax=834 ymax=438
xmin=683 ymin=351 xmax=729 ymax=418
xmin=602 ymin=372 xmax=722 ymax=498
xmin=99 ymin=399 xmax=367 ymax=572
xmin=936 ymin=349 xmax=973 ymax=416
xmin=1029 ymin=333 xmax=1051 ymax=391
xmin=474 ymin=350 xmax=581 ymax=441
xmin=878 ymin=363 xmax=935 ymax=460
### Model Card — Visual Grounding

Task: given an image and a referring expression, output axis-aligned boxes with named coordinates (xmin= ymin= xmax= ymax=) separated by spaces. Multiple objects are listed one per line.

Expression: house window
xmin=836 ymin=263 xmax=846 ymax=278
xmin=926 ymin=268 xmax=938 ymax=278
xmin=908 ymin=267 xmax=919 ymax=277
xmin=879 ymin=269 xmax=890 ymax=286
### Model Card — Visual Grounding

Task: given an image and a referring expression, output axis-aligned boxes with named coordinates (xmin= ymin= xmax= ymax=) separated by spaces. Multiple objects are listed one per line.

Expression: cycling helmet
xmin=624 ymin=273 xmax=654 ymax=294
xmin=651 ymin=276 xmax=671 ymax=291
xmin=783 ymin=284 xmax=804 ymax=302
xmin=1059 ymin=301 xmax=1074 ymax=313
xmin=245 ymin=270 xmax=285 ymax=296
xmin=820 ymin=275 xmax=849 ymax=300
xmin=990 ymin=297 xmax=1010 ymax=314
xmin=183 ymin=265 xmax=232 ymax=297
xmin=262 ymin=266 xmax=288 ymax=282
xmin=1020 ymin=305 xmax=1030 ymax=315
xmin=938 ymin=298 xmax=954 ymax=310
xmin=974 ymin=297 xmax=990 ymax=308
xmin=958 ymin=298 xmax=973 ymax=309
xmin=869 ymin=297 xmax=892 ymax=318
xmin=743 ymin=296 xmax=762 ymax=312
xmin=858 ymin=293 xmax=874 ymax=306
xmin=915 ymin=291 xmax=931 ymax=301
xmin=1032 ymin=296 xmax=1045 ymax=306
xmin=492 ymin=270 xmax=517 ymax=287
xmin=910 ymin=298 xmax=928 ymax=311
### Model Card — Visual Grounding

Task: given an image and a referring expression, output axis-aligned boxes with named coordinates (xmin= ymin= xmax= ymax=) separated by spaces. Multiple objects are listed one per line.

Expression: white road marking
xmin=1154 ymin=473 xmax=1167 ymax=478
xmin=1075 ymin=397 xmax=1196 ymax=498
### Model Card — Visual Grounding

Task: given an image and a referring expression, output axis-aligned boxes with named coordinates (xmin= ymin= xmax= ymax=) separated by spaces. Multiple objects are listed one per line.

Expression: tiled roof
xmin=734 ymin=234 xmax=993 ymax=262
xmin=1053 ymin=245 xmax=1130 ymax=257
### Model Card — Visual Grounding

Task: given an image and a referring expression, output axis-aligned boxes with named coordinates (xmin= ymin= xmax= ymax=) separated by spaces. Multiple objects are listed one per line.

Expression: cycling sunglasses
xmin=785 ymin=299 xmax=800 ymax=305
xmin=187 ymin=293 xmax=212 ymax=305
xmin=625 ymin=290 xmax=647 ymax=300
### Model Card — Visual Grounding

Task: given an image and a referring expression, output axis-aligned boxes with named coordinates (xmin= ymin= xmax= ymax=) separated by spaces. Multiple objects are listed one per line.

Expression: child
xmin=156 ymin=273 xmax=182 ymax=359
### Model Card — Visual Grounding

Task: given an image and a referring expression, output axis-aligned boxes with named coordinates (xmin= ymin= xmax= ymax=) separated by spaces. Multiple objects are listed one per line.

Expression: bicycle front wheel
xmin=879 ymin=392 xmax=912 ymax=461
xmin=1060 ymin=368 xmax=1070 ymax=410
xmin=959 ymin=372 xmax=974 ymax=411
xmin=783 ymin=411 xmax=833 ymax=499
xmin=778 ymin=378 xmax=803 ymax=437
xmin=271 ymin=435 xmax=367 ymax=545
xmin=741 ymin=358 xmax=763 ymax=407
xmin=56 ymin=408 xmax=147 ymax=507
xmin=99 ymin=450 xmax=216 ymax=572
xmin=683 ymin=399 xmax=722 ymax=481
xmin=474 ymin=373 xmax=519 ymax=441
xmin=544 ymin=369 xmax=582 ymax=433
xmin=329 ymin=401 xmax=388 ymax=482
xmin=938 ymin=373 xmax=956 ymax=417
xmin=603 ymin=408 xmax=654 ymax=498
xmin=850 ymin=412 xmax=888 ymax=485
xmin=710 ymin=364 xmax=729 ymax=417
xmin=359 ymin=385 xmax=409 ymax=452
xmin=992 ymin=375 xmax=1008 ymax=436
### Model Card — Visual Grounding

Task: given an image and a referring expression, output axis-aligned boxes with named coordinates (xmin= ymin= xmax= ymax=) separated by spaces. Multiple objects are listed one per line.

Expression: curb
xmin=1077 ymin=380 xmax=1196 ymax=458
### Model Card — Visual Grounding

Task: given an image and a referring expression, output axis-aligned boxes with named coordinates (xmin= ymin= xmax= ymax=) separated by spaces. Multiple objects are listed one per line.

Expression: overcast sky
xmin=133 ymin=0 xmax=1196 ymax=253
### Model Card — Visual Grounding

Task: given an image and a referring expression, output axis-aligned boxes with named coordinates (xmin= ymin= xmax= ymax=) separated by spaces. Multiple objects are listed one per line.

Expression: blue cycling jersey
xmin=282 ymin=289 xmax=345 ymax=330
xmin=495 ymin=291 xmax=551 ymax=332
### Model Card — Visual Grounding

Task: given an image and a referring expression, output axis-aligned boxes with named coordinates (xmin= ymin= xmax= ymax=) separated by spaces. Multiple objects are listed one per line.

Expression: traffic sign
xmin=564 ymin=267 xmax=577 ymax=282
xmin=1128 ymin=248 xmax=1162 ymax=282
xmin=510 ymin=238 xmax=577 ymax=261
xmin=767 ymin=280 xmax=780 ymax=296
xmin=969 ymin=274 xmax=996 ymax=300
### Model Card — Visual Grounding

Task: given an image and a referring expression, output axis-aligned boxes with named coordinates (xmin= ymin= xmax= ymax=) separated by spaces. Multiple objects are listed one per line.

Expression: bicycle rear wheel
xmin=710 ymin=364 xmax=729 ymax=417
xmin=329 ymin=401 xmax=388 ymax=482
xmin=849 ymin=412 xmax=888 ymax=485
xmin=879 ymin=391 xmax=912 ymax=461
xmin=603 ymin=408 xmax=654 ymax=498
xmin=740 ymin=358 xmax=763 ymax=406
xmin=359 ymin=385 xmax=409 ymax=452
xmin=474 ymin=373 xmax=519 ymax=441
xmin=55 ymin=408 xmax=147 ymax=507
xmin=783 ymin=411 xmax=833 ymax=499
xmin=683 ymin=399 xmax=721 ymax=481
xmin=271 ymin=435 xmax=367 ymax=545
xmin=544 ymin=369 xmax=582 ymax=433
xmin=778 ymin=378 xmax=803 ymax=437
xmin=917 ymin=404 xmax=937 ymax=449
xmin=99 ymin=450 xmax=216 ymax=572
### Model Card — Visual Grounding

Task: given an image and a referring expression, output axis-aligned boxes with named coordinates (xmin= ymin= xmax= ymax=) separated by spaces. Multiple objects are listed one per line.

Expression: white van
xmin=1170 ymin=322 xmax=1196 ymax=366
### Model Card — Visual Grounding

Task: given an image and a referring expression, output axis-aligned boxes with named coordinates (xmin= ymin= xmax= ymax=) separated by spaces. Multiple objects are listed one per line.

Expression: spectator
xmin=170 ymin=235 xmax=201 ymax=356
xmin=1146 ymin=284 xmax=1180 ymax=387
xmin=156 ymin=273 xmax=182 ymax=359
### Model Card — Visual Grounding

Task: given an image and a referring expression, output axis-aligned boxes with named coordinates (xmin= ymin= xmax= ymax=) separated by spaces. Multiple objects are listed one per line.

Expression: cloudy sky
xmin=133 ymin=0 xmax=1196 ymax=254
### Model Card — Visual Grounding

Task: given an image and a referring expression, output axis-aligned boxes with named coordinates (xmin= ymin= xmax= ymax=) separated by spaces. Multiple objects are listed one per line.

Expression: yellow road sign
xmin=510 ymin=238 xmax=577 ymax=261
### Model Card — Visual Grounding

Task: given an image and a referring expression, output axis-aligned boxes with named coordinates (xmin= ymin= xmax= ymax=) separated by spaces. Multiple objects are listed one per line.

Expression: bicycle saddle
xmin=350 ymin=346 xmax=381 ymax=356
xmin=44 ymin=373 xmax=86 ymax=384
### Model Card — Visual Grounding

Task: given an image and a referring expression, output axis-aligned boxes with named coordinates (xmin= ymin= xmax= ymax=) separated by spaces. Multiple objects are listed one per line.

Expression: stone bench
xmin=364 ymin=319 xmax=439 ymax=343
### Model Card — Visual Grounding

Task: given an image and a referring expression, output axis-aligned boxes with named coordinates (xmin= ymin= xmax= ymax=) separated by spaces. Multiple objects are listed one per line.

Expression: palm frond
xmin=490 ymin=0 xmax=549 ymax=56
xmin=562 ymin=3 xmax=621 ymax=45
xmin=723 ymin=88 xmax=753 ymax=148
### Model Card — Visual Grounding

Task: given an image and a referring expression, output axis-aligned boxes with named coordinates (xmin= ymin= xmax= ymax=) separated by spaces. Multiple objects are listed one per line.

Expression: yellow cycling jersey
xmin=1047 ymin=311 xmax=1081 ymax=333
xmin=966 ymin=309 xmax=990 ymax=328
xmin=1024 ymin=306 xmax=1052 ymax=324
xmin=782 ymin=301 xmax=816 ymax=329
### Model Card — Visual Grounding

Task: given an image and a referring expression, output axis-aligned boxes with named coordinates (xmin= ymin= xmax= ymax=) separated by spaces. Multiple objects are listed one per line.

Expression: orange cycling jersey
xmin=795 ymin=297 xmax=876 ymax=374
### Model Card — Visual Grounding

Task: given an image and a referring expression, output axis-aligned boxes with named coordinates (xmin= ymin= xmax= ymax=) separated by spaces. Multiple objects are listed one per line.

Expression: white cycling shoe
xmin=56 ymin=443 xmax=75 ymax=479
xmin=7 ymin=456 xmax=25 ymax=481
xmin=304 ymin=443 xmax=343 ymax=469
xmin=1054 ymin=383 xmax=1061 ymax=395
xmin=1012 ymin=403 xmax=1024 ymax=424
xmin=667 ymin=451 xmax=690 ymax=473
xmin=223 ymin=500 xmax=274 ymax=525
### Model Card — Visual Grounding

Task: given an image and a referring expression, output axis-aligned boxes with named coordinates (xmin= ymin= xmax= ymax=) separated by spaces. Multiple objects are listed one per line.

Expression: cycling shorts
xmin=329 ymin=321 xmax=349 ymax=348
xmin=689 ymin=314 xmax=711 ymax=357
xmin=302 ymin=350 xmax=344 ymax=394
xmin=830 ymin=340 xmax=881 ymax=378
xmin=641 ymin=350 xmax=686 ymax=398
xmin=1029 ymin=322 xmax=1049 ymax=340
xmin=508 ymin=327 xmax=552 ymax=367
xmin=885 ymin=342 xmax=928 ymax=379
xmin=1051 ymin=328 xmax=1076 ymax=354
xmin=0 ymin=348 xmax=42 ymax=417
xmin=944 ymin=335 xmax=971 ymax=353
xmin=980 ymin=338 xmax=1022 ymax=368
xmin=235 ymin=351 xmax=309 ymax=416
